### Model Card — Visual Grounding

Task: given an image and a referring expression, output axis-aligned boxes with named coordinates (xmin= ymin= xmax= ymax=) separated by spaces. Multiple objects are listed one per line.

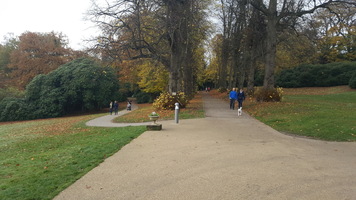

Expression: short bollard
xmin=175 ymin=102 xmax=179 ymax=124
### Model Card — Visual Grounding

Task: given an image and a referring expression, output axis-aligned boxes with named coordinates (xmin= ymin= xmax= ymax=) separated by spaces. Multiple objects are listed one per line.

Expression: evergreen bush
xmin=0 ymin=58 xmax=120 ymax=122
xmin=349 ymin=71 xmax=356 ymax=89
xmin=276 ymin=62 xmax=356 ymax=87
xmin=0 ymin=98 xmax=29 ymax=121
xmin=134 ymin=91 xmax=153 ymax=104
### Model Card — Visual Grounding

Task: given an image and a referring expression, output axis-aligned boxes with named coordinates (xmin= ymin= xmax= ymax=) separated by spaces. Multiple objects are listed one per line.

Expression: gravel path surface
xmin=54 ymin=92 xmax=356 ymax=200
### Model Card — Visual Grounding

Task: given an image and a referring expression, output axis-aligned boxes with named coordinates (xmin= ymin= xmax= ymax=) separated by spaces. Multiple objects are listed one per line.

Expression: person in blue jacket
xmin=237 ymin=88 xmax=246 ymax=109
xmin=229 ymin=88 xmax=237 ymax=110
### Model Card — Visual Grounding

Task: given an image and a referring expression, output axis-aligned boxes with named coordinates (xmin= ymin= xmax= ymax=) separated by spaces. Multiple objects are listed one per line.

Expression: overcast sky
xmin=0 ymin=0 xmax=99 ymax=50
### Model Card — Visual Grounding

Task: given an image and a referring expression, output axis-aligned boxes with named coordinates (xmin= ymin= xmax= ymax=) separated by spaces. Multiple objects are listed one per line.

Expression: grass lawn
xmin=113 ymin=92 xmax=205 ymax=123
xmin=243 ymin=86 xmax=356 ymax=141
xmin=0 ymin=93 xmax=204 ymax=200
xmin=0 ymin=114 xmax=146 ymax=200
xmin=1 ymin=87 xmax=354 ymax=199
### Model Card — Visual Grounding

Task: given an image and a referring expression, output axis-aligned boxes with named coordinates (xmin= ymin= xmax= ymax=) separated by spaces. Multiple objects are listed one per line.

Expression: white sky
xmin=0 ymin=0 xmax=100 ymax=50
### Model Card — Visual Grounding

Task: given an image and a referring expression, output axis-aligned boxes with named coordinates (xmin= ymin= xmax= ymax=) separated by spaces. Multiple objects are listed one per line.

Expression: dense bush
xmin=349 ymin=71 xmax=356 ymax=89
xmin=0 ymin=98 xmax=29 ymax=121
xmin=134 ymin=91 xmax=157 ymax=104
xmin=276 ymin=62 xmax=356 ymax=88
xmin=117 ymin=82 xmax=135 ymax=102
xmin=153 ymin=92 xmax=189 ymax=110
xmin=254 ymin=87 xmax=283 ymax=102
xmin=0 ymin=58 xmax=120 ymax=122
xmin=0 ymin=87 xmax=25 ymax=101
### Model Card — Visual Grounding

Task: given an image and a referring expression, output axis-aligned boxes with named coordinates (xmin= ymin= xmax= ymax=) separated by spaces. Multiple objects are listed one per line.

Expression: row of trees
xmin=86 ymin=0 xmax=355 ymax=101
xmin=208 ymin=0 xmax=355 ymax=94
xmin=87 ymin=0 xmax=211 ymax=98
xmin=1 ymin=0 xmax=355 ymax=111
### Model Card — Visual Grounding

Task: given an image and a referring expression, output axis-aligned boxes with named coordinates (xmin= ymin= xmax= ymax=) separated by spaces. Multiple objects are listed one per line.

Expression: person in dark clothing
xmin=113 ymin=101 xmax=119 ymax=115
xmin=237 ymin=88 xmax=245 ymax=109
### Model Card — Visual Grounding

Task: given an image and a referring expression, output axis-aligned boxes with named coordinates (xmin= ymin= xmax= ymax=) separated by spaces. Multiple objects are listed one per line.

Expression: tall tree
xmin=89 ymin=0 xmax=209 ymax=96
xmin=312 ymin=5 xmax=356 ymax=63
xmin=250 ymin=0 xmax=356 ymax=89
xmin=0 ymin=36 xmax=17 ymax=88
xmin=244 ymin=8 xmax=267 ymax=93
xmin=8 ymin=32 xmax=72 ymax=89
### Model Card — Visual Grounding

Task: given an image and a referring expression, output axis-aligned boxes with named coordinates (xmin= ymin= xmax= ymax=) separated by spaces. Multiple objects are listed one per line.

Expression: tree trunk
xmin=166 ymin=0 xmax=185 ymax=94
xmin=218 ymin=38 xmax=229 ymax=89
xmin=263 ymin=0 xmax=278 ymax=90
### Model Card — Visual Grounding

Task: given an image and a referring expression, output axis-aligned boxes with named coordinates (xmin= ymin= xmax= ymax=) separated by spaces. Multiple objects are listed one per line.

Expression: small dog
xmin=237 ymin=107 xmax=242 ymax=116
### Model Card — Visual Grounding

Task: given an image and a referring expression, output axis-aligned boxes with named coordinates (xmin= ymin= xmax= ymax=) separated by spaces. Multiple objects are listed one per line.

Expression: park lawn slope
xmin=0 ymin=114 xmax=146 ymax=200
xmin=245 ymin=86 xmax=356 ymax=141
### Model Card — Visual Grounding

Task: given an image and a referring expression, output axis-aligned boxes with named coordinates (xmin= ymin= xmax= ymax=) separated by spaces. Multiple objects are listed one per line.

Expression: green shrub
xmin=0 ymin=58 xmax=120 ymax=122
xmin=26 ymin=58 xmax=119 ymax=117
xmin=254 ymin=87 xmax=283 ymax=102
xmin=134 ymin=91 xmax=153 ymax=104
xmin=349 ymin=71 xmax=356 ymax=89
xmin=276 ymin=62 xmax=356 ymax=87
xmin=153 ymin=92 xmax=189 ymax=110
xmin=0 ymin=98 xmax=29 ymax=121
xmin=0 ymin=87 xmax=25 ymax=101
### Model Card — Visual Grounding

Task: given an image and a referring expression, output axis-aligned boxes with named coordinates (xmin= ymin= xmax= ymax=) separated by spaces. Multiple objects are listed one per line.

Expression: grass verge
xmin=210 ymin=86 xmax=356 ymax=141
xmin=113 ymin=92 xmax=205 ymax=123
xmin=244 ymin=86 xmax=356 ymax=141
xmin=0 ymin=114 xmax=146 ymax=200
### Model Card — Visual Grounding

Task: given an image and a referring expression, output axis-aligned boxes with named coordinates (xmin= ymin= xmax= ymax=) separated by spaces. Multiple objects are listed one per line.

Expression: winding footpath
xmin=85 ymin=103 xmax=152 ymax=127
xmin=55 ymin=92 xmax=356 ymax=200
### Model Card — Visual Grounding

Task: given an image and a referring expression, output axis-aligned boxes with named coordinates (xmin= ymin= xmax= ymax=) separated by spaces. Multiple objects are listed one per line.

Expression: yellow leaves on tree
xmin=137 ymin=60 xmax=168 ymax=93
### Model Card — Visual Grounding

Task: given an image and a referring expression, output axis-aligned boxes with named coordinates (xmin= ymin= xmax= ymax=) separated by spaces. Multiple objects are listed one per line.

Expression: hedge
xmin=276 ymin=62 xmax=356 ymax=88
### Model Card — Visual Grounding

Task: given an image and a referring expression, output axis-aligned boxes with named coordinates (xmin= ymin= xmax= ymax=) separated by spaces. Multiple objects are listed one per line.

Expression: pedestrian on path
xmin=126 ymin=100 xmax=132 ymax=111
xmin=229 ymin=88 xmax=237 ymax=110
xmin=113 ymin=101 xmax=119 ymax=115
xmin=109 ymin=101 xmax=113 ymax=115
xmin=237 ymin=88 xmax=245 ymax=109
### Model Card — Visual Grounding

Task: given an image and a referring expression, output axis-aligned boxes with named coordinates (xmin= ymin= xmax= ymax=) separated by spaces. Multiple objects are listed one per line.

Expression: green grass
xmin=0 ymin=114 xmax=146 ymax=200
xmin=246 ymin=90 xmax=356 ymax=141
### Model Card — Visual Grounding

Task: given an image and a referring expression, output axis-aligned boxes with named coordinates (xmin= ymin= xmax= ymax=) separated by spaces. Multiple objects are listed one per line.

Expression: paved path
xmin=54 ymin=92 xmax=356 ymax=200
xmin=86 ymin=103 xmax=152 ymax=127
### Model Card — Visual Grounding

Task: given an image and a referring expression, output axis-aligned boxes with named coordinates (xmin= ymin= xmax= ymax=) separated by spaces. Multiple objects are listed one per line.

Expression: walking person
xmin=109 ymin=101 xmax=113 ymax=115
xmin=237 ymin=88 xmax=245 ymax=109
xmin=126 ymin=100 xmax=132 ymax=111
xmin=229 ymin=88 xmax=237 ymax=110
xmin=113 ymin=101 xmax=119 ymax=115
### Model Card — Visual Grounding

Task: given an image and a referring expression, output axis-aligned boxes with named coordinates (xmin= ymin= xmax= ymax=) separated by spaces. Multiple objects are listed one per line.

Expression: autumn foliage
xmin=153 ymin=92 xmax=189 ymax=110
xmin=8 ymin=32 xmax=74 ymax=89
